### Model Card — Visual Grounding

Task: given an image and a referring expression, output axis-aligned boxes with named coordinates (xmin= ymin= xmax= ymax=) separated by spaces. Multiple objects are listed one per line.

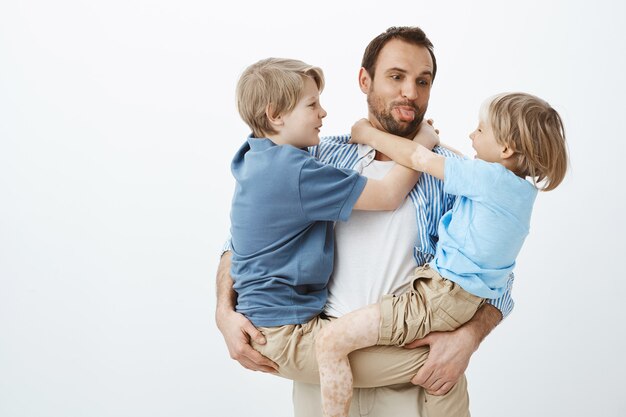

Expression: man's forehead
xmin=376 ymin=40 xmax=433 ymax=73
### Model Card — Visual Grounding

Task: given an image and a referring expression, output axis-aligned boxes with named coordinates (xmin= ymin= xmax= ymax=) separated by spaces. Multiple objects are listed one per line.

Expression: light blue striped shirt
xmin=223 ymin=134 xmax=515 ymax=318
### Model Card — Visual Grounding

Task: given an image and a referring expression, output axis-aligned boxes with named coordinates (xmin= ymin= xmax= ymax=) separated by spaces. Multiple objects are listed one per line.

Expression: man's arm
xmin=404 ymin=303 xmax=502 ymax=395
xmin=215 ymin=251 xmax=278 ymax=373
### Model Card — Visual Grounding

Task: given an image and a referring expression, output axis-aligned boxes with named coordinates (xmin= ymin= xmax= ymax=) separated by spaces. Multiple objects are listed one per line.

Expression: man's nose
xmin=401 ymin=82 xmax=418 ymax=100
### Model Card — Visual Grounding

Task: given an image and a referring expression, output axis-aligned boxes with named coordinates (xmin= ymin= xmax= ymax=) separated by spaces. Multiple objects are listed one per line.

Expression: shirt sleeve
xmin=486 ymin=272 xmax=515 ymax=319
xmin=220 ymin=237 xmax=232 ymax=257
xmin=298 ymin=158 xmax=367 ymax=222
xmin=444 ymin=158 xmax=503 ymax=201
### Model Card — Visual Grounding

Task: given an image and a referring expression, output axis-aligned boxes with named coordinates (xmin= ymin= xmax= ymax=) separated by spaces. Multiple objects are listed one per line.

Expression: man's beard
xmin=367 ymin=92 xmax=425 ymax=138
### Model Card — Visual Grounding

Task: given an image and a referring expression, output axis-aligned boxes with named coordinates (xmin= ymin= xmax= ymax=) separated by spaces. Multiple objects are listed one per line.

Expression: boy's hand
xmin=350 ymin=118 xmax=374 ymax=145
xmin=413 ymin=120 xmax=440 ymax=150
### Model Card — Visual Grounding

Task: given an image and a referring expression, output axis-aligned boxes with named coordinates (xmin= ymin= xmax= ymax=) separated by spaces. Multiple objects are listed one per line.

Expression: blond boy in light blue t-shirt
xmin=315 ymin=92 xmax=569 ymax=417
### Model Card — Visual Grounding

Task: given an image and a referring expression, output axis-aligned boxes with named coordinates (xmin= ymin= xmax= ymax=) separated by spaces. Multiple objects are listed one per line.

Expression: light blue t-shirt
xmin=229 ymin=136 xmax=367 ymax=326
xmin=431 ymin=158 xmax=537 ymax=299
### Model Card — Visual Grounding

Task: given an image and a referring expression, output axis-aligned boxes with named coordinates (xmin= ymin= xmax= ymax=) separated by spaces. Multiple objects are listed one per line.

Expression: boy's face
xmin=360 ymin=39 xmax=434 ymax=139
xmin=279 ymin=77 xmax=327 ymax=148
xmin=469 ymin=120 xmax=504 ymax=163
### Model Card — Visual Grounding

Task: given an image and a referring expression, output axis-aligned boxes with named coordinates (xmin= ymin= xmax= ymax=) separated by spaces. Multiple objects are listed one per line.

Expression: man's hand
xmin=215 ymin=250 xmax=278 ymax=373
xmin=404 ymin=304 xmax=502 ymax=395
xmin=404 ymin=327 xmax=476 ymax=395
xmin=216 ymin=307 xmax=278 ymax=373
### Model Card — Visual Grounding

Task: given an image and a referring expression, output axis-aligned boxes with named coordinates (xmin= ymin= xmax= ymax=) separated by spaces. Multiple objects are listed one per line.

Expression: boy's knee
xmin=314 ymin=326 xmax=336 ymax=358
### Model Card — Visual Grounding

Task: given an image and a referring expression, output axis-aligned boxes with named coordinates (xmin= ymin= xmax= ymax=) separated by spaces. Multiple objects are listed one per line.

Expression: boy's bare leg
xmin=315 ymin=304 xmax=381 ymax=417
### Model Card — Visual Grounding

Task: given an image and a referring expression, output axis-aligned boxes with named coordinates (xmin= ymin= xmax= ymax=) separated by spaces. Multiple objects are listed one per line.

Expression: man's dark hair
xmin=361 ymin=26 xmax=437 ymax=81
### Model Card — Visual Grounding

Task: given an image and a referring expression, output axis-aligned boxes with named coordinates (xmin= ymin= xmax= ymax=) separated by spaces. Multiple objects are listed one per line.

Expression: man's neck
xmin=374 ymin=151 xmax=392 ymax=161
xmin=367 ymin=116 xmax=416 ymax=162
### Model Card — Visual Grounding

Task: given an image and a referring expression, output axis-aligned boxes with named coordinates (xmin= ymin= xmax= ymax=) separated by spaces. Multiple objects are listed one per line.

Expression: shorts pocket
xmin=433 ymin=307 xmax=461 ymax=331
xmin=252 ymin=325 xmax=297 ymax=365
xmin=434 ymin=292 xmax=481 ymax=332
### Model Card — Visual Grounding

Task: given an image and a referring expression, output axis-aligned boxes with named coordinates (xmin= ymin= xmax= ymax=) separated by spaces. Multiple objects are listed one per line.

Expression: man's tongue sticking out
xmin=395 ymin=106 xmax=415 ymax=122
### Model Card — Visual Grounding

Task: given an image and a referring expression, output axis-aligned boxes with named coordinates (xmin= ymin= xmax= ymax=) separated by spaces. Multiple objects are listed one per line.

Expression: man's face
xmin=361 ymin=39 xmax=434 ymax=138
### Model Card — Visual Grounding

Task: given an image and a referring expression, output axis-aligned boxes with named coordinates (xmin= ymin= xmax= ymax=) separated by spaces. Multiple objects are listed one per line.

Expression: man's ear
xmin=358 ymin=67 xmax=371 ymax=94
xmin=265 ymin=104 xmax=283 ymax=129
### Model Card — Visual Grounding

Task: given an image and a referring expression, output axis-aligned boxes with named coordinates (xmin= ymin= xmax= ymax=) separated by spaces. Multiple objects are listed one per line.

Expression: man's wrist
xmin=462 ymin=303 xmax=502 ymax=349
xmin=215 ymin=304 xmax=236 ymax=331
xmin=457 ymin=322 xmax=481 ymax=353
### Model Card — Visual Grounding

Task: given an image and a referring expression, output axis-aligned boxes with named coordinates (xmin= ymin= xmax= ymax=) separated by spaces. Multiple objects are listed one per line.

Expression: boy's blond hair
xmin=480 ymin=92 xmax=569 ymax=191
xmin=236 ymin=58 xmax=325 ymax=138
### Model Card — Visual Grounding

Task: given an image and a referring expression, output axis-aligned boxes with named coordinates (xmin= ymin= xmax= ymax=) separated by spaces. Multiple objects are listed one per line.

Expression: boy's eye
xmin=390 ymin=74 xmax=401 ymax=80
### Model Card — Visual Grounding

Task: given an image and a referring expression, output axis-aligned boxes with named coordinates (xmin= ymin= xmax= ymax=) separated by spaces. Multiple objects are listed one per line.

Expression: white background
xmin=1 ymin=0 xmax=625 ymax=416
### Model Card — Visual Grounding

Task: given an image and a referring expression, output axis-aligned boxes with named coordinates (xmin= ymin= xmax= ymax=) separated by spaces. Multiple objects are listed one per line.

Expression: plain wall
xmin=1 ymin=0 xmax=625 ymax=416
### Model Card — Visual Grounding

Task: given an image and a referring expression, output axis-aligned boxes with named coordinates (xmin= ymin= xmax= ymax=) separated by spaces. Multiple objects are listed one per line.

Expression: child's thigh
xmin=252 ymin=315 xmax=333 ymax=384
xmin=253 ymin=317 xmax=433 ymax=389
xmin=349 ymin=344 xmax=431 ymax=388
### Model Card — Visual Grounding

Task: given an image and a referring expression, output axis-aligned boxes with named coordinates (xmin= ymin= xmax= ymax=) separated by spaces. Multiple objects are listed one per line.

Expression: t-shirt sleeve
xmin=298 ymin=158 xmax=367 ymax=222
xmin=444 ymin=158 xmax=503 ymax=201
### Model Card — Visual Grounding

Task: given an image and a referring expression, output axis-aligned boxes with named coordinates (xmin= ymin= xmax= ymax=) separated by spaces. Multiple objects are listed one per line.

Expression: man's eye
xmin=391 ymin=74 xmax=401 ymax=80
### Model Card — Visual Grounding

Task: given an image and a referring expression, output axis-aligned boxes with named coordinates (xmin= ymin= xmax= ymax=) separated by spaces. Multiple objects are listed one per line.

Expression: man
xmin=216 ymin=26 xmax=513 ymax=416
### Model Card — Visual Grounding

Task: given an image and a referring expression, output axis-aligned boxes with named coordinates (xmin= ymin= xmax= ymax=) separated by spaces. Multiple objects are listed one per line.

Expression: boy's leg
xmin=380 ymin=265 xmax=484 ymax=347
xmin=293 ymin=382 xmax=424 ymax=417
xmin=252 ymin=314 xmax=429 ymax=388
xmin=315 ymin=304 xmax=381 ymax=417
xmin=252 ymin=316 xmax=331 ymax=384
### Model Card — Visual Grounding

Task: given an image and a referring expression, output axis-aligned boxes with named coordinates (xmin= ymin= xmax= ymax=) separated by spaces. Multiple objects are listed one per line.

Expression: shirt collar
xmin=247 ymin=135 xmax=276 ymax=151
xmin=357 ymin=143 xmax=376 ymax=160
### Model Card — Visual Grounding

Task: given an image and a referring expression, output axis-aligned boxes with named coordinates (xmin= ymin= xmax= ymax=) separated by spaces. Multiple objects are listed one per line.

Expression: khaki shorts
xmin=379 ymin=264 xmax=485 ymax=346
xmin=251 ymin=265 xmax=483 ymax=387
xmin=252 ymin=316 xmax=432 ymax=387
xmin=252 ymin=264 xmax=482 ymax=416
xmin=293 ymin=378 xmax=471 ymax=417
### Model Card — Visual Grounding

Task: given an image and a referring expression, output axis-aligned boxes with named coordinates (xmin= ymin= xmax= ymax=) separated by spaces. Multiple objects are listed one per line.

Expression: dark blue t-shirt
xmin=230 ymin=137 xmax=367 ymax=326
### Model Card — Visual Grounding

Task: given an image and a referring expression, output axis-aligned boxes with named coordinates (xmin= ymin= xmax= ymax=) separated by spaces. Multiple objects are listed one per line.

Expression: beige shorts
xmin=252 ymin=315 xmax=433 ymax=387
xmin=379 ymin=264 xmax=485 ymax=347
xmin=251 ymin=265 xmax=482 ymax=387
xmin=293 ymin=377 xmax=471 ymax=417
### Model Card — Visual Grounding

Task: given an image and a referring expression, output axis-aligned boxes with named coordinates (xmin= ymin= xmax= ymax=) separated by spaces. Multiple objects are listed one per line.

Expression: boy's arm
xmin=215 ymin=251 xmax=278 ymax=373
xmin=351 ymin=119 xmax=446 ymax=180
xmin=351 ymin=120 xmax=441 ymax=211
xmin=438 ymin=141 xmax=465 ymax=157
xmin=352 ymin=164 xmax=420 ymax=211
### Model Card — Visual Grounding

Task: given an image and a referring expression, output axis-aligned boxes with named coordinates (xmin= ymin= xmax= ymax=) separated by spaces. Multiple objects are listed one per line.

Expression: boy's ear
xmin=265 ymin=104 xmax=283 ymax=128
xmin=500 ymin=146 xmax=516 ymax=160
xmin=358 ymin=67 xmax=371 ymax=94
